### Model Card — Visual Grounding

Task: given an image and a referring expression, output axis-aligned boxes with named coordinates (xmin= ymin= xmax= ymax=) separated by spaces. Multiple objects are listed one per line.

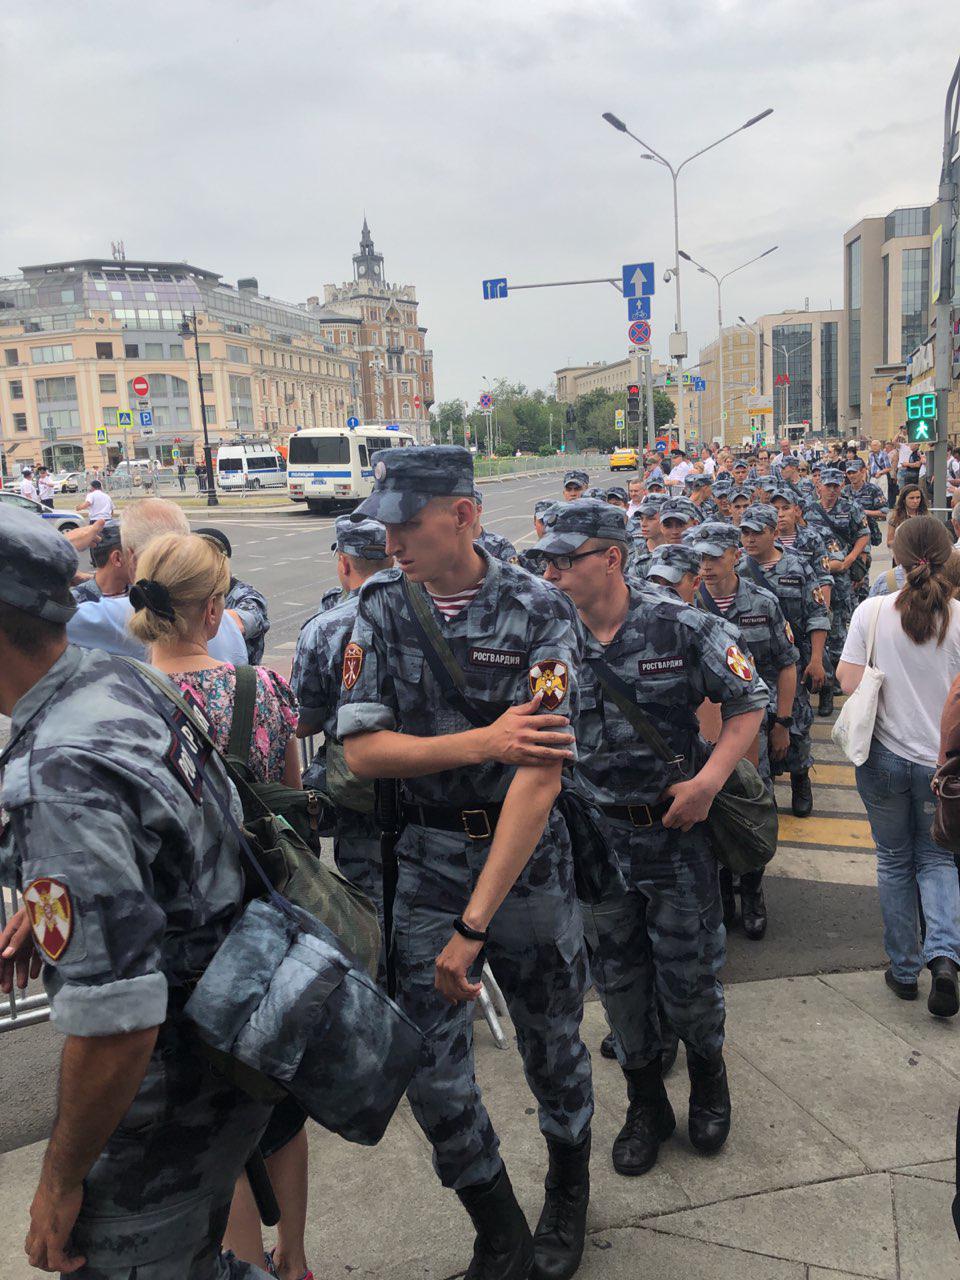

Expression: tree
xmin=432 ymin=399 xmax=467 ymax=444
xmin=653 ymin=389 xmax=675 ymax=430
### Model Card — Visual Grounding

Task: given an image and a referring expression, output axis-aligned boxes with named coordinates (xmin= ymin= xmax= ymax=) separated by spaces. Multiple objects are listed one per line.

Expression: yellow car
xmin=609 ymin=447 xmax=639 ymax=471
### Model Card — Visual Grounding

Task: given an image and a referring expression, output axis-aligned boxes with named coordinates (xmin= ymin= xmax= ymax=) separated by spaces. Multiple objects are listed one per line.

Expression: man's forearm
xmin=809 ymin=630 xmax=827 ymax=664
xmin=696 ymin=709 xmax=764 ymax=791
xmin=41 ymin=1028 xmax=158 ymax=1192
xmin=776 ymin=666 xmax=798 ymax=718
xmin=345 ymin=727 xmax=487 ymax=779
xmin=461 ymin=765 xmax=561 ymax=932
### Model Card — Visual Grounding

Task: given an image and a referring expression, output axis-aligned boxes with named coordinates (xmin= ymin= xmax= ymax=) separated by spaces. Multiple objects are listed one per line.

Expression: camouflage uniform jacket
xmin=337 ymin=549 xmax=584 ymax=808
xmin=292 ymin=596 xmax=359 ymax=741
xmin=698 ymin=575 xmax=798 ymax=704
xmin=575 ymin=578 xmax=768 ymax=808
xmin=476 ymin=527 xmax=519 ymax=564
xmin=226 ymin=576 xmax=270 ymax=664
xmin=740 ymin=548 xmax=830 ymax=669
xmin=70 ymin=577 xmax=104 ymax=604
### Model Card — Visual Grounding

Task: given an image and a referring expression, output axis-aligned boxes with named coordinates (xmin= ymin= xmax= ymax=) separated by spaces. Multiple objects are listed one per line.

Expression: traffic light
xmin=905 ymin=391 xmax=938 ymax=444
xmin=626 ymin=383 xmax=641 ymax=425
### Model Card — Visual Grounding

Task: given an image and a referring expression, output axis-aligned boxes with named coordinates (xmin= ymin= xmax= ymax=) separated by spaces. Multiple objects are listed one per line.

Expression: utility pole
xmin=933 ymin=58 xmax=960 ymax=513
xmin=178 ymin=310 xmax=218 ymax=506
xmin=643 ymin=347 xmax=656 ymax=450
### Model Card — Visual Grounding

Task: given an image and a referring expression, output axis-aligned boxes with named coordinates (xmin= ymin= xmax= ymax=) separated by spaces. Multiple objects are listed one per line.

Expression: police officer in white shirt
xmin=19 ymin=468 xmax=38 ymax=502
xmin=78 ymin=479 xmax=114 ymax=523
xmin=36 ymin=467 xmax=56 ymax=509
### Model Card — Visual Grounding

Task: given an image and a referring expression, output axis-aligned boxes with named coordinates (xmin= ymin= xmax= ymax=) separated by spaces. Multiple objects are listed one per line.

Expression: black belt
xmin=599 ymin=800 xmax=672 ymax=827
xmin=401 ymin=800 xmax=503 ymax=841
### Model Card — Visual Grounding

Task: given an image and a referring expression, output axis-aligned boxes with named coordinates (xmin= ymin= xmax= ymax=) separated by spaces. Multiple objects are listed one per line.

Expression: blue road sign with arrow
xmin=621 ymin=262 xmax=655 ymax=298
xmin=347 ymin=416 xmax=360 ymax=428
xmin=627 ymin=297 xmax=651 ymax=321
xmin=482 ymin=278 xmax=508 ymax=300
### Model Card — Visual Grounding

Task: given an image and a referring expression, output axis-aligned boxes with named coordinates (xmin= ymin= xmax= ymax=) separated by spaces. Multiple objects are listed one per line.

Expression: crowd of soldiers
xmin=0 ymin=437 xmax=887 ymax=1280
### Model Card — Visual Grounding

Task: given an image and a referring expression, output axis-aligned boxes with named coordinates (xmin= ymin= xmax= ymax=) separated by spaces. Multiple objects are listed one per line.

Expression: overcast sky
xmin=2 ymin=2 xmax=955 ymax=408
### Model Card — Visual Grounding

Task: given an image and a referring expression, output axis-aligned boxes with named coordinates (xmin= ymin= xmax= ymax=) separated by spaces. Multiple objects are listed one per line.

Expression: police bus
xmin=216 ymin=441 xmax=287 ymax=491
xmin=286 ymin=425 xmax=415 ymax=513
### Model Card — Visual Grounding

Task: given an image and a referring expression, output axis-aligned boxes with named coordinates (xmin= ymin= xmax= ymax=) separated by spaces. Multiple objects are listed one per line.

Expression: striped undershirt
xmin=427 ymin=582 xmax=483 ymax=621
xmin=779 ymin=533 xmax=797 ymax=547
xmin=711 ymin=594 xmax=737 ymax=612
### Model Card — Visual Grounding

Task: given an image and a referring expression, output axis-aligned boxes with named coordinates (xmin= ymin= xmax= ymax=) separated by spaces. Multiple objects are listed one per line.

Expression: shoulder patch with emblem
xmin=23 ymin=878 xmax=73 ymax=961
xmin=813 ymin=586 xmax=826 ymax=606
xmin=725 ymin=644 xmax=754 ymax=681
xmin=785 ymin=620 xmax=795 ymax=644
xmin=529 ymin=659 xmax=568 ymax=710
xmin=342 ymin=641 xmax=364 ymax=690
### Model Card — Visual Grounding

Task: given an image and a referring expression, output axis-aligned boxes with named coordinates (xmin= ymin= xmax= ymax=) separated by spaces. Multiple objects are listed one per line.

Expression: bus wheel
xmin=306 ymin=500 xmax=328 ymax=515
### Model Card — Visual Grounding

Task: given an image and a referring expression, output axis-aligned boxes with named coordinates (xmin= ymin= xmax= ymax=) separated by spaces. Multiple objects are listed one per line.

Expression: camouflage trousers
xmin=827 ymin=582 xmax=855 ymax=667
xmin=580 ymin=817 xmax=725 ymax=1068
xmin=335 ymin=807 xmax=386 ymax=984
xmin=769 ymin=683 xmax=815 ymax=778
xmin=393 ymin=809 xmax=593 ymax=1191
xmin=70 ymin=1019 xmax=272 ymax=1279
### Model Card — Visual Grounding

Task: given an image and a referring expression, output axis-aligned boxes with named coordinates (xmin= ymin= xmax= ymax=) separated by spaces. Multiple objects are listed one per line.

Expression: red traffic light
xmin=627 ymin=384 xmax=640 ymax=395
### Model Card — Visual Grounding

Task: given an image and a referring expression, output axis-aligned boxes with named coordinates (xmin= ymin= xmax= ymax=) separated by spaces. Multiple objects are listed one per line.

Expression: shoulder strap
xmin=866 ymin=596 xmax=884 ymax=667
xmin=698 ymin=585 xmax=723 ymax=617
xmin=742 ymin=555 xmax=775 ymax=595
xmin=588 ymin=657 xmax=686 ymax=770
xmin=400 ymin=577 xmax=494 ymax=729
xmin=227 ymin=664 xmax=257 ymax=765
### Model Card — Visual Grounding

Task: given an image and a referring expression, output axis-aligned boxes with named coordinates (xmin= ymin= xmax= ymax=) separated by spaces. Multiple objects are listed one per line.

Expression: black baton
xmin=245 ymin=1149 xmax=280 ymax=1227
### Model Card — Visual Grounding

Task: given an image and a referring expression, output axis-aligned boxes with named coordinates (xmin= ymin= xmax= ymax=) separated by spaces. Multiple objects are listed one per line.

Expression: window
xmin=96 ymin=341 xmax=113 ymax=360
xmin=229 ymin=374 xmax=254 ymax=426
xmin=900 ymin=247 xmax=930 ymax=358
xmin=5 ymin=349 xmax=18 ymax=366
xmin=99 ymin=374 xmax=116 ymax=393
xmin=9 ymin=379 xmax=22 ymax=399
xmin=124 ymin=343 xmax=139 ymax=359
xmin=884 ymin=207 xmax=930 ymax=239
xmin=144 ymin=342 xmax=164 ymax=359
xmin=31 ymin=344 xmax=73 ymax=364
xmin=821 ymin=321 xmax=838 ymax=431
xmin=847 ymin=237 xmax=861 ymax=409
xmin=171 ymin=376 xmax=189 ymax=398
xmin=176 ymin=405 xmax=194 ymax=426
xmin=881 ymin=254 xmax=890 ymax=364
xmin=200 ymin=373 xmax=213 ymax=394
xmin=35 ymin=376 xmax=78 ymax=402
xmin=169 ymin=343 xmax=184 ymax=359
xmin=102 ymin=407 xmax=118 ymax=425
xmin=227 ymin=343 xmax=248 ymax=363
xmin=13 ymin=413 xmax=27 ymax=432
xmin=198 ymin=343 xmax=211 ymax=359
xmin=400 ymin=380 xmax=410 ymax=393
xmin=358 ymin=445 xmax=369 ymax=466
xmin=204 ymin=404 xmax=217 ymax=424
xmin=39 ymin=408 xmax=81 ymax=433
xmin=772 ymin=324 xmax=812 ymax=429
xmin=288 ymin=435 xmax=349 ymax=465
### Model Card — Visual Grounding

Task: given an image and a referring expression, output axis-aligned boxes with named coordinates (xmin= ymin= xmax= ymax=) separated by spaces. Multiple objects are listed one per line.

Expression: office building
xmin=841 ymin=205 xmax=934 ymax=437
xmin=696 ymin=325 xmax=760 ymax=445
xmin=0 ymin=258 xmax=362 ymax=472
xmin=554 ymin=353 xmax=669 ymax=404
xmin=323 ymin=219 xmax=434 ymax=438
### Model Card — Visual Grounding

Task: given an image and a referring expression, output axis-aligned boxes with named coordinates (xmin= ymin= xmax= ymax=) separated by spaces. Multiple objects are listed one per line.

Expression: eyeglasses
xmin=542 ymin=547 xmax=613 ymax=571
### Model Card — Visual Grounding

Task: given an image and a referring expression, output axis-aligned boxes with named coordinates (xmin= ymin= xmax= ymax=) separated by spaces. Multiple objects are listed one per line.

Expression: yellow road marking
xmin=810 ymin=763 xmax=857 ymax=787
xmin=777 ymin=815 xmax=874 ymax=849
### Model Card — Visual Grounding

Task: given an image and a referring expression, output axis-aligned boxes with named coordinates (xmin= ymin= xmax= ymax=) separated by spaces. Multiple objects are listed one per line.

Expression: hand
xmin=64 ymin=520 xmax=105 ymax=551
xmin=803 ymin=658 xmax=826 ymax=693
xmin=770 ymin=723 xmax=790 ymax=762
xmin=26 ymin=1179 xmax=85 ymax=1273
xmin=481 ymin=694 xmax=574 ymax=766
xmin=661 ymin=776 xmax=719 ymax=832
xmin=435 ymin=932 xmax=484 ymax=1004
xmin=0 ymin=909 xmax=41 ymax=995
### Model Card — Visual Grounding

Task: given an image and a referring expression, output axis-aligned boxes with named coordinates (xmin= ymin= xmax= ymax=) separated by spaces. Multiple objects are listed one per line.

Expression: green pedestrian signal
xmin=905 ymin=391 xmax=938 ymax=443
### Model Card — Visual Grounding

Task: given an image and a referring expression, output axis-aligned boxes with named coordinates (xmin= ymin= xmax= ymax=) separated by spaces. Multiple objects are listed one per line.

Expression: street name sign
xmin=621 ymin=262 xmax=655 ymax=297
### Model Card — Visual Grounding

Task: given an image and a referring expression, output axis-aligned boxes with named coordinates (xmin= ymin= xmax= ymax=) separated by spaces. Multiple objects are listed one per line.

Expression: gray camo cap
xmin=659 ymin=497 xmax=702 ymax=526
xmin=534 ymin=498 xmax=628 ymax=555
xmin=0 ymin=503 xmax=78 ymax=622
xmin=563 ymin=469 xmax=590 ymax=489
xmin=647 ymin=542 xmax=702 ymax=583
xmin=355 ymin=445 xmax=474 ymax=523
xmin=739 ymin=503 xmax=779 ymax=532
xmin=333 ymin=514 xmax=388 ymax=560
xmin=686 ymin=520 xmax=743 ymax=556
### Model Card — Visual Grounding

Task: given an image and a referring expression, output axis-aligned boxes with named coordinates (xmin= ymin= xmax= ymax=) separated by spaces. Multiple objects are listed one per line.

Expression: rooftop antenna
xmin=111 ymin=240 xmax=126 ymax=262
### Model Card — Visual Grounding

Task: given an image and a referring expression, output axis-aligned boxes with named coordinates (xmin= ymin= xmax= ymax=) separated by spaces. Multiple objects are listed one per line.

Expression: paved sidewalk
xmin=1 ymin=971 xmax=957 ymax=1279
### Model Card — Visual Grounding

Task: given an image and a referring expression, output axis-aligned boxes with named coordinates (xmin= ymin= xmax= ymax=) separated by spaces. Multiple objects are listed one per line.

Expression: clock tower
xmin=352 ymin=216 xmax=384 ymax=285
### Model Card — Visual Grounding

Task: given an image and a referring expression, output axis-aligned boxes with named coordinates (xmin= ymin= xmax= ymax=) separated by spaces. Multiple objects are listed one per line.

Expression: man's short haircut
xmin=0 ymin=598 xmax=68 ymax=655
xmin=120 ymin=497 xmax=190 ymax=557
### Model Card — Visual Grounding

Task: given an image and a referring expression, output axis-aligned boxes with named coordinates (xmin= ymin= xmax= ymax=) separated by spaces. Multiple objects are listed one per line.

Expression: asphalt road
xmin=0 ymin=474 xmax=888 ymax=1154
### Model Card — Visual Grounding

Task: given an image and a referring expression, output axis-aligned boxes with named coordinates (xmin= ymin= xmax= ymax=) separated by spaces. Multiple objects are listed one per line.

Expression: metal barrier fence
xmin=0 ymin=886 xmax=50 ymax=1033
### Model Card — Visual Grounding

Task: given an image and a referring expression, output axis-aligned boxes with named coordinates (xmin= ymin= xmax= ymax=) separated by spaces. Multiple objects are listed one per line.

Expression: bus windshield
xmin=288 ymin=436 xmax=350 ymax=465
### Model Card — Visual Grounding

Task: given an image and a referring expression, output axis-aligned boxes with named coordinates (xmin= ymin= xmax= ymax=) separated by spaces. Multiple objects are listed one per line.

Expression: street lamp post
xmin=678 ymin=246 xmax=777 ymax=444
xmin=602 ymin=107 xmax=773 ymax=451
xmin=178 ymin=310 xmax=218 ymax=506
xmin=739 ymin=315 xmax=814 ymax=439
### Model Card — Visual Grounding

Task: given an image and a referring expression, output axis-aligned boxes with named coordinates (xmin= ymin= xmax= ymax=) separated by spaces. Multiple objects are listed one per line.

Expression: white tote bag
xmin=832 ymin=596 xmax=885 ymax=766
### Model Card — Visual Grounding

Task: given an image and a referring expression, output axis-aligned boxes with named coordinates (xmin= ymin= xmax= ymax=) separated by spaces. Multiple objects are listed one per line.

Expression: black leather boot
xmin=790 ymin=770 xmax=813 ymax=817
xmin=818 ymin=685 xmax=834 ymax=717
xmin=612 ymin=1059 xmax=676 ymax=1176
xmin=660 ymin=1022 xmax=680 ymax=1076
xmin=928 ymin=957 xmax=960 ymax=1018
xmin=532 ymin=1131 xmax=590 ymax=1280
xmin=600 ymin=1031 xmax=617 ymax=1060
xmin=719 ymin=867 xmax=738 ymax=929
xmin=457 ymin=1165 xmax=534 ymax=1280
xmin=740 ymin=883 xmax=767 ymax=941
xmin=687 ymin=1050 xmax=731 ymax=1153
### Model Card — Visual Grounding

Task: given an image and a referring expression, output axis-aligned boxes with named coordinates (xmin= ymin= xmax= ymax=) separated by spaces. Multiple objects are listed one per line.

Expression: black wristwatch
xmin=773 ymin=715 xmax=792 ymax=729
xmin=453 ymin=916 xmax=489 ymax=943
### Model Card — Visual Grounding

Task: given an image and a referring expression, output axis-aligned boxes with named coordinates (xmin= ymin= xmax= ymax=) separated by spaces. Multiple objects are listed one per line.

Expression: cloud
xmin=0 ymin=0 xmax=953 ymax=407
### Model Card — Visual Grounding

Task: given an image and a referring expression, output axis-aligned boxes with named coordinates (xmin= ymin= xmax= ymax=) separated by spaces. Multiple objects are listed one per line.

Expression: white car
xmin=0 ymin=490 xmax=83 ymax=533
xmin=53 ymin=471 xmax=81 ymax=493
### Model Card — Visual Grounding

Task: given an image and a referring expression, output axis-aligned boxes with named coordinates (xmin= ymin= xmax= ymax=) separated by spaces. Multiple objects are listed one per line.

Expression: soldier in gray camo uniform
xmin=196 ymin=527 xmax=271 ymax=664
xmin=337 ymin=446 xmax=593 ymax=1280
xmin=804 ymin=469 xmax=869 ymax=718
xmin=625 ymin=494 xmax=666 ymax=578
xmin=842 ymin=457 xmax=887 ymax=604
xmin=686 ymin=474 xmax=721 ymax=521
xmin=0 ymin=505 xmax=271 ymax=1279
xmin=292 ymin=514 xmax=391 ymax=979
xmin=690 ymin=521 xmax=798 ymax=942
xmin=738 ymin=505 xmax=831 ymax=818
xmin=537 ymin=501 xmax=766 ymax=1176
xmin=70 ymin=519 xmax=127 ymax=604
xmin=517 ymin=498 xmax=556 ymax=577
xmin=561 ymin=469 xmax=589 ymax=501
xmin=472 ymin=485 xmax=519 ymax=563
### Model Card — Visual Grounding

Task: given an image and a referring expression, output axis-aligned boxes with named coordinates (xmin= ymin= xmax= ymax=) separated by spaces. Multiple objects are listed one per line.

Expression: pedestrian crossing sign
xmin=116 ymin=410 xmax=134 ymax=429
xmin=95 ymin=427 xmax=108 ymax=443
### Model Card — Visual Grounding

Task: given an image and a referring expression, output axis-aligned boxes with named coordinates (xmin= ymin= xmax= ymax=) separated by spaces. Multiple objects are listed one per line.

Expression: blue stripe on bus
xmin=287 ymin=469 xmax=374 ymax=479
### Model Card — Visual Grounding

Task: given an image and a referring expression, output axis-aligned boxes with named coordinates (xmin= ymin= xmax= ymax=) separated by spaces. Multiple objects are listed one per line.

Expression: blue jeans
xmin=855 ymin=739 xmax=960 ymax=981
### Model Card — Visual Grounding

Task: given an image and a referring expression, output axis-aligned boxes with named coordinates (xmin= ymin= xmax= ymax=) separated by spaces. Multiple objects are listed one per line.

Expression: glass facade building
xmin=820 ymin=321 xmax=838 ymax=431
xmin=900 ymin=247 xmax=930 ymax=359
xmin=772 ymin=324 xmax=813 ymax=428
xmin=847 ymin=238 xmax=861 ymax=409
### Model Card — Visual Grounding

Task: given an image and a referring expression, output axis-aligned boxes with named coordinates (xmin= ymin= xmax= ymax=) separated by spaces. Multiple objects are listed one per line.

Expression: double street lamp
xmin=601 ymin=106 xmax=774 ymax=450
xmin=178 ymin=310 xmax=218 ymax=506
xmin=678 ymin=246 xmax=778 ymax=442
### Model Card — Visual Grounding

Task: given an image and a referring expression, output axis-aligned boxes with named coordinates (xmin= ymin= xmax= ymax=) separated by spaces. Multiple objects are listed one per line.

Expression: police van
xmin=286 ymin=425 xmax=415 ymax=513
xmin=215 ymin=442 xmax=287 ymax=491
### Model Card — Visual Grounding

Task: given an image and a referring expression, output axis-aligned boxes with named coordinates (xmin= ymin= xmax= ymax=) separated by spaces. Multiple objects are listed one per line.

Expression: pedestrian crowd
xmin=1 ymin=433 xmax=959 ymax=1280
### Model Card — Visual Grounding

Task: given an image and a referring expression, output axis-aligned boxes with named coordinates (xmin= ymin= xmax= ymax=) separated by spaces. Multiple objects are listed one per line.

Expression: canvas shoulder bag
xmin=831 ymin=596 xmax=885 ymax=766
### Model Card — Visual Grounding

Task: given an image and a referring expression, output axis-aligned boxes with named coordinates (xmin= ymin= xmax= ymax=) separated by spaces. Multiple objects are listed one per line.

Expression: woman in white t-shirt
xmin=838 ymin=516 xmax=960 ymax=1019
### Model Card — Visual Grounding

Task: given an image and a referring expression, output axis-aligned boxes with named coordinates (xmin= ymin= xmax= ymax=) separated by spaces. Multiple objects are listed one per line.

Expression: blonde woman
xmin=128 ymin=532 xmax=311 ymax=1280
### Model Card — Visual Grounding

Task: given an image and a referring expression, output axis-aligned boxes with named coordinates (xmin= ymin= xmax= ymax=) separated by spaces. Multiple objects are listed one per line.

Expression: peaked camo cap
xmin=0 ymin=503 xmax=78 ymax=623
xmin=534 ymin=498 xmax=628 ymax=555
xmin=355 ymin=445 xmax=474 ymax=523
